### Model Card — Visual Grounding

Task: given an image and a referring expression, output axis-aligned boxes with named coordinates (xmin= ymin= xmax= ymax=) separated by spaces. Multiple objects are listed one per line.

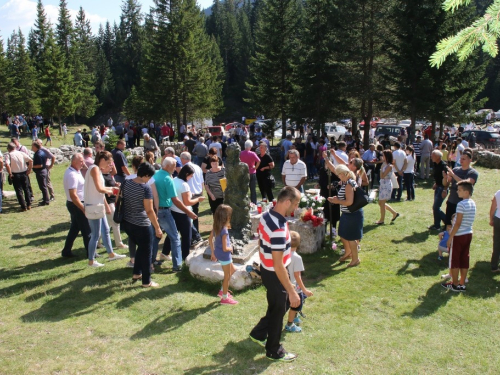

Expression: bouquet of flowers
xmin=299 ymin=193 xmax=325 ymax=209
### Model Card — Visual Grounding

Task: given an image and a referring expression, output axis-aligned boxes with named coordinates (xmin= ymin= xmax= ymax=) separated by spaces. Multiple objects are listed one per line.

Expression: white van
xmin=324 ymin=123 xmax=346 ymax=141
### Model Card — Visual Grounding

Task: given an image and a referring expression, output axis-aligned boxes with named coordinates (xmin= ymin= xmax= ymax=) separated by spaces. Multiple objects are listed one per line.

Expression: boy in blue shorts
xmin=285 ymin=231 xmax=313 ymax=332
xmin=442 ymin=180 xmax=476 ymax=292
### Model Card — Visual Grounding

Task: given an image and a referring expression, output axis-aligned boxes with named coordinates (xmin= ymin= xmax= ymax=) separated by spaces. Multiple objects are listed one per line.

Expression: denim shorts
xmin=219 ymin=259 xmax=233 ymax=266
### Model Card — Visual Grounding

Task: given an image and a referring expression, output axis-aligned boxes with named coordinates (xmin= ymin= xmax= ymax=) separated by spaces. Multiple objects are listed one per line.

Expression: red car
xmin=359 ymin=117 xmax=380 ymax=129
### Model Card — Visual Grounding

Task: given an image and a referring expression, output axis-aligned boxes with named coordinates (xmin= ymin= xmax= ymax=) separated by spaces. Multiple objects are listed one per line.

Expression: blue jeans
xmin=88 ymin=216 xmax=114 ymax=260
xmin=171 ymin=211 xmax=193 ymax=260
xmin=249 ymin=173 xmax=257 ymax=204
xmin=155 ymin=208 xmax=182 ymax=269
xmin=433 ymin=186 xmax=446 ymax=228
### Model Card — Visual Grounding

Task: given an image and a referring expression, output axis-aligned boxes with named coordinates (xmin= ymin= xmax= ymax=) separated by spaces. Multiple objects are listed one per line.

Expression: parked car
xmin=375 ymin=124 xmax=403 ymax=144
xmin=359 ymin=117 xmax=380 ymax=129
xmin=398 ymin=119 xmax=411 ymax=127
xmin=324 ymin=123 xmax=346 ymax=141
xmin=461 ymin=130 xmax=500 ymax=149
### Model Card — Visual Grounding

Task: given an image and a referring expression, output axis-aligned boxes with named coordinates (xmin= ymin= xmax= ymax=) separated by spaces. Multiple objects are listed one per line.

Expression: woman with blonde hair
xmin=327 ymin=164 xmax=363 ymax=267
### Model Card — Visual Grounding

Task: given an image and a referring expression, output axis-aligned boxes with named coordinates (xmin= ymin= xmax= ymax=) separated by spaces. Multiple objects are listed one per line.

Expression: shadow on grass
xmin=182 ymin=338 xmax=272 ymax=375
xmin=21 ymin=268 xmax=128 ymax=322
xmin=391 ymin=230 xmax=431 ymax=244
xmin=130 ymin=302 xmax=219 ymax=339
xmin=116 ymin=268 xmax=216 ymax=310
xmin=10 ymin=235 xmax=69 ymax=249
xmin=403 ymin=261 xmax=500 ymax=318
xmin=0 ymin=256 xmax=81 ymax=282
xmin=397 ymin=251 xmax=443 ymax=277
xmin=0 ymin=269 xmax=81 ymax=298
xmin=402 ymin=282 xmax=454 ymax=318
xmin=11 ymin=222 xmax=69 ymax=240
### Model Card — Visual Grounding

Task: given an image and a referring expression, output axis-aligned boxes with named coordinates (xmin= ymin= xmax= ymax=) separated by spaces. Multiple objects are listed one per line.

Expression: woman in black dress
xmin=256 ymin=142 xmax=275 ymax=201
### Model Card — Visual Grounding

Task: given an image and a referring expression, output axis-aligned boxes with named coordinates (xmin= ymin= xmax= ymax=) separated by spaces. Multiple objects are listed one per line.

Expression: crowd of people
xmin=0 ymin=118 xmax=497 ymax=363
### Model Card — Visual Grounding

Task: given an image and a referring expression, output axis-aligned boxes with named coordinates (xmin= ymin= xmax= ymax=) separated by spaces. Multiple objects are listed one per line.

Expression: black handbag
xmin=347 ymin=185 xmax=369 ymax=213
xmin=113 ymin=180 xmax=126 ymax=223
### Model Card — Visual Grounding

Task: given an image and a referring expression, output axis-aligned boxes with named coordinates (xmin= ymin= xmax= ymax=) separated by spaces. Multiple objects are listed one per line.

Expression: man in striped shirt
xmin=249 ymin=186 xmax=301 ymax=362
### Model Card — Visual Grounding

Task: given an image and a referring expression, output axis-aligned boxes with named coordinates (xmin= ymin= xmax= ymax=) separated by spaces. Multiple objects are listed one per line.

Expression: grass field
xmin=1 ymin=125 xmax=500 ymax=374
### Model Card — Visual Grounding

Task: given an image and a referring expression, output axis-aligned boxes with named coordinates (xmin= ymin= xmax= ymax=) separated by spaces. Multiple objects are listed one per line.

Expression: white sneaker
xmin=126 ymin=261 xmax=134 ymax=268
xmin=89 ymin=261 xmax=104 ymax=267
xmin=117 ymin=243 xmax=129 ymax=249
xmin=160 ymin=253 xmax=172 ymax=261
xmin=441 ymin=274 xmax=451 ymax=280
xmin=109 ymin=253 xmax=126 ymax=261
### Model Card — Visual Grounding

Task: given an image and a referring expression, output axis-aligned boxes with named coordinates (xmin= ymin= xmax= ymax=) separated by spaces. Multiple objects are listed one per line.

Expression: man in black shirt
xmin=294 ymin=137 xmax=306 ymax=161
xmin=428 ymin=150 xmax=447 ymax=230
xmin=184 ymin=132 xmax=197 ymax=154
xmin=31 ymin=141 xmax=50 ymax=206
xmin=112 ymin=140 xmax=130 ymax=184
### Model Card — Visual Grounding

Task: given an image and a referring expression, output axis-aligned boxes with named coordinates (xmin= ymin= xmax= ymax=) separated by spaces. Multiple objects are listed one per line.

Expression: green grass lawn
xmin=1 ymin=125 xmax=500 ymax=374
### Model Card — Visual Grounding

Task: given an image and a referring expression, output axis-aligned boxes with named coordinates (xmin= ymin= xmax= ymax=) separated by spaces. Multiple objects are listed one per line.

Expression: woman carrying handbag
xmin=84 ymin=151 xmax=126 ymax=267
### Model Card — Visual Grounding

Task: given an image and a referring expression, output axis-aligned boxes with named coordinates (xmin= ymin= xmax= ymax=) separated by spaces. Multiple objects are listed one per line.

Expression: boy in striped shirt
xmin=442 ymin=180 xmax=476 ymax=292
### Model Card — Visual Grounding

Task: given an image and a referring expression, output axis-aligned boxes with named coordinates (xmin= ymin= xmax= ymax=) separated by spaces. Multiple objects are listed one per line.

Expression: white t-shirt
xmin=282 ymin=160 xmax=307 ymax=187
xmin=287 ymin=251 xmax=305 ymax=292
xmin=171 ymin=177 xmax=192 ymax=214
xmin=126 ymin=174 xmax=155 ymax=186
xmin=332 ymin=150 xmax=349 ymax=166
xmin=369 ymin=127 xmax=376 ymax=138
xmin=456 ymin=143 xmax=465 ymax=163
xmin=64 ymin=166 xmax=85 ymax=202
xmin=211 ymin=142 xmax=222 ymax=157
xmin=186 ymin=162 xmax=203 ymax=195
xmin=392 ymin=149 xmax=406 ymax=171
xmin=404 ymin=154 xmax=415 ymax=173
xmin=495 ymin=190 xmax=500 ymax=219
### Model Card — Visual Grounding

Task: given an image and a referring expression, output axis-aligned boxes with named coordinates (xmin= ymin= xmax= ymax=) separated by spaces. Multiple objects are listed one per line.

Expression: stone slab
xmin=202 ymin=239 xmax=259 ymax=264
xmin=251 ymin=211 xmax=325 ymax=254
xmin=186 ymin=248 xmax=261 ymax=290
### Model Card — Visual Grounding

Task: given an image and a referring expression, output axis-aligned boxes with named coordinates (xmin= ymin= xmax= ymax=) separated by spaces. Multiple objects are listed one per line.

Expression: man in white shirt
xmin=455 ymin=137 xmax=465 ymax=167
xmin=391 ymin=142 xmax=407 ymax=201
xmin=180 ymin=152 xmax=205 ymax=245
xmin=369 ymin=127 xmax=376 ymax=143
xmin=331 ymin=141 xmax=349 ymax=166
xmin=62 ymin=153 xmax=91 ymax=258
xmin=5 ymin=142 xmax=33 ymax=211
xmin=210 ymin=136 xmax=222 ymax=158
xmin=282 ymin=150 xmax=307 ymax=192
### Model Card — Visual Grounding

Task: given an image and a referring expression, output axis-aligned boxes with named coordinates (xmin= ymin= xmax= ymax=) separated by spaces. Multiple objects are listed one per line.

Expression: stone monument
xmin=203 ymin=142 xmax=257 ymax=263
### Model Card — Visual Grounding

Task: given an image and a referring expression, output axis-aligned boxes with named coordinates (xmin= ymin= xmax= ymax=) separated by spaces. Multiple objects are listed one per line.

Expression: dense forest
xmin=0 ymin=0 xmax=498 ymax=141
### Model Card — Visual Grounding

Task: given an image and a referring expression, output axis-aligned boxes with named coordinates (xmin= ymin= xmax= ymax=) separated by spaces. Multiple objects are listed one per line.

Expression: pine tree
xmin=428 ymin=2 xmax=488 ymax=127
xmin=8 ymin=30 xmax=40 ymax=115
xmin=114 ymin=0 xmax=144 ymax=111
xmin=384 ymin=0 xmax=443 ymax=138
xmin=72 ymin=7 xmax=99 ymax=120
xmin=295 ymin=0 xmax=343 ymax=130
xmin=28 ymin=0 xmax=51 ymax=74
xmin=0 ymin=35 xmax=11 ymax=114
xmin=56 ymin=0 xmax=73 ymax=58
xmin=335 ymin=0 xmax=393 ymax=147
xmin=137 ymin=0 xmax=223 ymax=126
xmin=246 ymin=0 xmax=302 ymax=136
xmin=39 ymin=29 xmax=75 ymax=126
